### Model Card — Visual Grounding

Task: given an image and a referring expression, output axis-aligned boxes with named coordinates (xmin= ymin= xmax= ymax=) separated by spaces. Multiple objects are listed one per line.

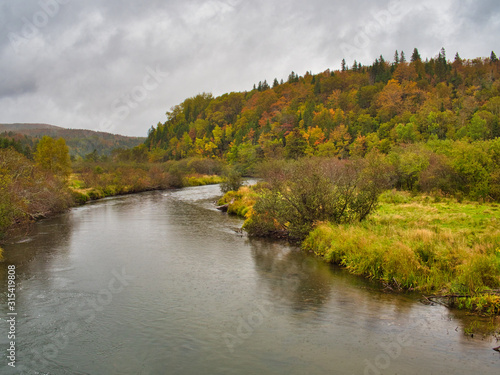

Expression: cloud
xmin=0 ymin=0 xmax=499 ymax=136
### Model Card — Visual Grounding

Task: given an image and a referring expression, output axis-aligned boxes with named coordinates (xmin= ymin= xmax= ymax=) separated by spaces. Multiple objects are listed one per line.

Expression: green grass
xmin=217 ymin=185 xmax=259 ymax=217
xmin=183 ymin=174 xmax=223 ymax=187
xmin=69 ymin=171 xmax=223 ymax=203
xmin=302 ymin=190 xmax=500 ymax=314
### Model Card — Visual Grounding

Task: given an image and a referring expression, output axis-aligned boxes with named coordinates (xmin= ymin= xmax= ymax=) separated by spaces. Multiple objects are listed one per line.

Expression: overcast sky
xmin=0 ymin=0 xmax=499 ymax=137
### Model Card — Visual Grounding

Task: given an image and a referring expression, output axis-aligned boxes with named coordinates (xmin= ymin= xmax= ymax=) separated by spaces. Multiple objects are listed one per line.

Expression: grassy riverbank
xmin=0 ymin=147 xmax=224 ymax=242
xmin=220 ymin=187 xmax=500 ymax=315
xmin=69 ymin=166 xmax=222 ymax=203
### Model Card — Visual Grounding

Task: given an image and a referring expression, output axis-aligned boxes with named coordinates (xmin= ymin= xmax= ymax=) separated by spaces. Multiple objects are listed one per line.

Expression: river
xmin=0 ymin=184 xmax=499 ymax=374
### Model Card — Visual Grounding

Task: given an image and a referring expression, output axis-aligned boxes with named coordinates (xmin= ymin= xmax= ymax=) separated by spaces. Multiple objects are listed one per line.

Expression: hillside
xmin=0 ymin=123 xmax=145 ymax=157
xmin=145 ymin=49 xmax=500 ymax=164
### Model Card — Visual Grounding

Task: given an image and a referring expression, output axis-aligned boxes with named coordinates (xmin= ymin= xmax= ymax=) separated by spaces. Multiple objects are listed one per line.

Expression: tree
xmin=400 ymin=51 xmax=406 ymax=63
xmin=34 ymin=136 xmax=71 ymax=177
xmin=491 ymin=51 xmax=498 ymax=64
xmin=341 ymin=59 xmax=347 ymax=72
xmin=284 ymin=129 xmax=307 ymax=159
xmin=411 ymin=48 xmax=421 ymax=62
xmin=394 ymin=50 xmax=400 ymax=65
xmin=220 ymin=166 xmax=243 ymax=194
xmin=245 ymin=156 xmax=394 ymax=240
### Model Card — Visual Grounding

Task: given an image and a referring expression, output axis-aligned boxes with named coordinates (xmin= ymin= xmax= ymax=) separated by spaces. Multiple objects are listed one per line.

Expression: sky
xmin=0 ymin=0 xmax=499 ymax=137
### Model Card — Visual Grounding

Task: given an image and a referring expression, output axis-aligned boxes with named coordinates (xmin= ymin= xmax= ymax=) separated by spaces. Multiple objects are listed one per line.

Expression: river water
xmin=0 ymin=184 xmax=499 ymax=374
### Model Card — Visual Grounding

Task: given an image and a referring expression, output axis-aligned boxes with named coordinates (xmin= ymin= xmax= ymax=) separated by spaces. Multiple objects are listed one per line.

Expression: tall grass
xmin=69 ymin=159 xmax=224 ymax=202
xmin=302 ymin=191 xmax=500 ymax=313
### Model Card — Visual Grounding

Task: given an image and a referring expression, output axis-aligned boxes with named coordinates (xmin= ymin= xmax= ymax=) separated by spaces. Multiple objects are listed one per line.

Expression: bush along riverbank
xmin=69 ymin=163 xmax=223 ymax=203
xmin=219 ymin=160 xmax=500 ymax=316
xmin=0 ymin=142 xmax=225 ymax=243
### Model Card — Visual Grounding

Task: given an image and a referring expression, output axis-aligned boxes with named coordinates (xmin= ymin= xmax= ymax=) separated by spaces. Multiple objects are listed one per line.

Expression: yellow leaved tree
xmin=34 ymin=136 xmax=71 ymax=178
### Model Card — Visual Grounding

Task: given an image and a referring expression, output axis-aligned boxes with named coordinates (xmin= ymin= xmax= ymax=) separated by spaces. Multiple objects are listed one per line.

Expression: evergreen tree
xmin=400 ymin=51 xmax=406 ymax=63
xmin=341 ymin=59 xmax=347 ymax=72
xmin=491 ymin=51 xmax=498 ymax=63
xmin=394 ymin=50 xmax=400 ymax=65
xmin=314 ymin=77 xmax=321 ymax=95
xmin=436 ymin=47 xmax=449 ymax=82
xmin=273 ymin=78 xmax=279 ymax=88
xmin=411 ymin=48 xmax=421 ymax=62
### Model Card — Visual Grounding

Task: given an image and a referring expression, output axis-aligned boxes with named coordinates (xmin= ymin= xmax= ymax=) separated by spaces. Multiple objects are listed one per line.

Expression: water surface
xmin=0 ymin=184 xmax=499 ymax=374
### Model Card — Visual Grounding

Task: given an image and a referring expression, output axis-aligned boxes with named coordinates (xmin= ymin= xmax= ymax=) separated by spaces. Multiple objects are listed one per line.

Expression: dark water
xmin=0 ymin=184 xmax=499 ymax=374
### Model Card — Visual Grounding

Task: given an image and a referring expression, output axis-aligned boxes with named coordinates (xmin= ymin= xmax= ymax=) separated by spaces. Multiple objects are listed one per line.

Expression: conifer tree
xmin=491 ymin=51 xmax=498 ymax=63
xmin=341 ymin=59 xmax=347 ymax=72
xmin=411 ymin=48 xmax=421 ymax=62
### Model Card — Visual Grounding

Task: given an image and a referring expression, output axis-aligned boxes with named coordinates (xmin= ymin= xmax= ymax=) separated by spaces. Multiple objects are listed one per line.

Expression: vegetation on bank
xmin=69 ymin=158 xmax=223 ymax=203
xmin=0 ymin=138 xmax=224 ymax=241
xmin=303 ymin=191 xmax=500 ymax=315
xmin=218 ymin=161 xmax=500 ymax=315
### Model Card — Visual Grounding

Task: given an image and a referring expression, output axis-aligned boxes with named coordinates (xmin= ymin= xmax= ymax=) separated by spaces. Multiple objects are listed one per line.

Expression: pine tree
xmin=273 ymin=78 xmax=279 ymax=88
xmin=288 ymin=71 xmax=298 ymax=83
xmin=439 ymin=47 xmax=446 ymax=61
xmin=394 ymin=50 xmax=399 ymax=65
xmin=314 ymin=77 xmax=321 ymax=95
xmin=411 ymin=48 xmax=421 ymax=62
xmin=400 ymin=51 xmax=406 ymax=63
xmin=491 ymin=51 xmax=498 ymax=63
xmin=341 ymin=59 xmax=347 ymax=72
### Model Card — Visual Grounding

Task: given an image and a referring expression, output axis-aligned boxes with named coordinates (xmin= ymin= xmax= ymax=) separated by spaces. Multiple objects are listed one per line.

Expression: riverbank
xmin=69 ymin=171 xmax=222 ymax=203
xmin=219 ymin=187 xmax=500 ymax=315
xmin=0 ymin=152 xmax=224 ymax=244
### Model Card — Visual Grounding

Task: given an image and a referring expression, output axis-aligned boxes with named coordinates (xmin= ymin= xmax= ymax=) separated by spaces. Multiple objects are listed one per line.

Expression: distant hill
xmin=0 ymin=123 xmax=145 ymax=157
xmin=0 ymin=123 xmax=62 ymax=132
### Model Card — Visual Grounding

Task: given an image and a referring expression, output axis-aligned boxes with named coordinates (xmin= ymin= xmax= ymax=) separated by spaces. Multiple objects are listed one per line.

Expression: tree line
xmin=146 ymin=48 xmax=500 ymax=163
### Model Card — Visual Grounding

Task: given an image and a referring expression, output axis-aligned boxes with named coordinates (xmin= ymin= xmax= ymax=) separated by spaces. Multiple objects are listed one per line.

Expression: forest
xmin=146 ymin=48 xmax=500 ymax=200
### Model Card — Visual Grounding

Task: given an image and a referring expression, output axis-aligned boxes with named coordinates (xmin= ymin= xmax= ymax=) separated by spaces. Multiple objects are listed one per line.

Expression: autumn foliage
xmin=145 ymin=50 xmax=500 ymax=199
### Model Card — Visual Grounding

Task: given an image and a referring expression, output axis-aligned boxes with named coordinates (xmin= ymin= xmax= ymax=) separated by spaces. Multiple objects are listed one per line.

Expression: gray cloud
xmin=0 ymin=0 xmax=498 ymax=136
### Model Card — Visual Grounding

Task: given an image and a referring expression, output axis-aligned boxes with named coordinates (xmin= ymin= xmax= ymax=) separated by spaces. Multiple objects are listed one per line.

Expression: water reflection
xmin=249 ymin=239 xmax=333 ymax=313
xmin=0 ymin=186 xmax=498 ymax=375
xmin=0 ymin=215 xmax=73 ymax=296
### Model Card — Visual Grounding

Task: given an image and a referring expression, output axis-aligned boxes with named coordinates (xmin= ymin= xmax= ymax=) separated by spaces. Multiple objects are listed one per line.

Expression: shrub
xmin=220 ymin=167 xmax=243 ymax=194
xmin=246 ymin=153 xmax=394 ymax=240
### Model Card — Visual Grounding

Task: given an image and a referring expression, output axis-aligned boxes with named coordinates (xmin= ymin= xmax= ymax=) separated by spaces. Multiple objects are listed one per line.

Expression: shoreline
xmin=218 ymin=187 xmax=500 ymax=317
xmin=0 ymin=174 xmax=223 ymax=248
